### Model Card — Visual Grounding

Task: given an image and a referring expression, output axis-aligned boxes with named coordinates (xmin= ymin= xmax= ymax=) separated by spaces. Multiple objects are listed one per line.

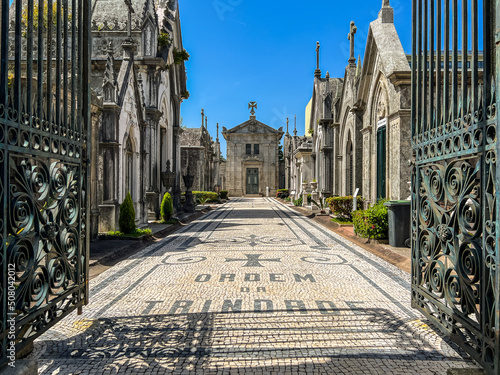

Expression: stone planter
xmin=310 ymin=181 xmax=318 ymax=192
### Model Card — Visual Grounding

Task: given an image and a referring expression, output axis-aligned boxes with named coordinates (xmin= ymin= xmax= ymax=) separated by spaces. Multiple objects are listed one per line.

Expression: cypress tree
xmin=119 ymin=192 xmax=136 ymax=234
xmin=161 ymin=192 xmax=173 ymax=222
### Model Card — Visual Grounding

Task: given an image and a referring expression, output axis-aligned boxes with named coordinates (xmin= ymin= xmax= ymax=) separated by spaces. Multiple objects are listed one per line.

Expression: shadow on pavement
xmin=35 ymin=308 xmax=479 ymax=374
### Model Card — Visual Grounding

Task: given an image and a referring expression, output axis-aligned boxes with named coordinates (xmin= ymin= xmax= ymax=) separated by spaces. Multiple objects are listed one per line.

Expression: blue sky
xmin=179 ymin=1 xmax=412 ymax=156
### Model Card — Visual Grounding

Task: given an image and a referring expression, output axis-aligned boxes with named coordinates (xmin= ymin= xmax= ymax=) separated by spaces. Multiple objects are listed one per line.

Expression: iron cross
xmin=248 ymin=101 xmax=257 ymax=116
xmin=225 ymin=254 xmax=281 ymax=267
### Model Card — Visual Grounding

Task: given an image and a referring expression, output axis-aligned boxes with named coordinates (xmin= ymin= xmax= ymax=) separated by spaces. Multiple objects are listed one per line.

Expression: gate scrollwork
xmin=411 ymin=0 xmax=499 ymax=373
xmin=0 ymin=0 xmax=91 ymax=368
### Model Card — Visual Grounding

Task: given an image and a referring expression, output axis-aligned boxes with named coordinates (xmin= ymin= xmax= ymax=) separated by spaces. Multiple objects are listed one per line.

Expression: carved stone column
xmin=145 ymin=108 xmax=162 ymax=221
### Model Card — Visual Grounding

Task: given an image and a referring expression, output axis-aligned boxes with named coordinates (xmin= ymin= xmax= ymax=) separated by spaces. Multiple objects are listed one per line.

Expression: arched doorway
xmin=376 ymin=122 xmax=386 ymax=200
xmin=125 ymin=135 xmax=134 ymax=199
xmin=346 ymin=136 xmax=354 ymax=196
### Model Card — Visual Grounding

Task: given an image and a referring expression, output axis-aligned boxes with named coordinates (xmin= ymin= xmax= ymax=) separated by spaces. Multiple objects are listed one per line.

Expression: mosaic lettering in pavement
xmin=30 ymin=198 xmax=481 ymax=374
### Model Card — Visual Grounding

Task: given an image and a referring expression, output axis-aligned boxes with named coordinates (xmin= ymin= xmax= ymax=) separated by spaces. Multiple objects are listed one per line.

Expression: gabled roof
xmin=223 ymin=117 xmax=284 ymax=136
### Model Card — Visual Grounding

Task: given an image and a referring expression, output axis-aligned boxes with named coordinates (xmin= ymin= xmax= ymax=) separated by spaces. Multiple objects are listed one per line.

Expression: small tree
xmin=161 ymin=192 xmax=173 ymax=222
xmin=119 ymin=192 xmax=136 ymax=234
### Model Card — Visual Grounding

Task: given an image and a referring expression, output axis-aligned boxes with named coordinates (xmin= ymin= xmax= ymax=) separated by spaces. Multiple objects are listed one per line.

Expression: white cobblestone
xmin=31 ymin=198 xmax=480 ymax=374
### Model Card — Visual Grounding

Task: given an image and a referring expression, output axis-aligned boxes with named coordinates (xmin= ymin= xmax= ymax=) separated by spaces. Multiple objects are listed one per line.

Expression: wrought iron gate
xmin=0 ymin=0 xmax=90 ymax=368
xmin=411 ymin=0 xmax=499 ymax=373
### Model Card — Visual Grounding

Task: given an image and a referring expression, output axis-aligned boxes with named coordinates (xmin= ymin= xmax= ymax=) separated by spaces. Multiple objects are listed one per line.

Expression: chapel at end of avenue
xmin=222 ymin=103 xmax=284 ymax=197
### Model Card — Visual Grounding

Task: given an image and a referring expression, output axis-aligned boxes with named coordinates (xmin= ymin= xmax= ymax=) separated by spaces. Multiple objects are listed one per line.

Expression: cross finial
xmin=316 ymin=41 xmax=320 ymax=70
xmin=124 ymin=0 xmax=135 ymax=37
xmin=205 ymin=117 xmax=208 ymax=128
xmin=293 ymin=114 xmax=297 ymax=136
xmin=201 ymin=108 xmax=204 ymax=128
xmin=347 ymin=21 xmax=357 ymax=65
xmin=249 ymin=101 xmax=257 ymax=116
xmin=315 ymin=42 xmax=321 ymax=78
xmin=286 ymin=117 xmax=289 ymax=135
xmin=216 ymin=123 xmax=219 ymax=141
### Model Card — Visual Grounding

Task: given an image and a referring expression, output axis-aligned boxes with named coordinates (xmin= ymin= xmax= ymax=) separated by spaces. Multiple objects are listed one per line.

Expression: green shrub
xmin=173 ymin=47 xmax=190 ymax=64
xmin=157 ymin=31 xmax=171 ymax=48
xmin=285 ymin=197 xmax=291 ymax=202
xmin=161 ymin=192 xmax=173 ymax=221
xmin=310 ymin=197 xmax=327 ymax=212
xmin=197 ymin=196 xmax=209 ymax=205
xmin=326 ymin=196 xmax=365 ymax=220
xmin=293 ymin=197 xmax=303 ymax=206
xmin=352 ymin=200 xmax=388 ymax=240
xmin=192 ymin=191 xmax=218 ymax=202
xmin=220 ymin=190 xmax=228 ymax=200
xmin=119 ymin=192 xmax=136 ymax=234
xmin=276 ymin=189 xmax=289 ymax=198
xmin=106 ymin=228 xmax=152 ymax=238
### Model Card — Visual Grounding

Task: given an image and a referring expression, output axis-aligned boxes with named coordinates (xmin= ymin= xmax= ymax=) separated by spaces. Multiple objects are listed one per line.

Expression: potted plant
xmin=311 ymin=179 xmax=318 ymax=191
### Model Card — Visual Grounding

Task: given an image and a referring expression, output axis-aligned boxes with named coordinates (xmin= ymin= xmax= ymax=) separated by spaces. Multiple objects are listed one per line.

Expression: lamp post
xmin=182 ymin=166 xmax=195 ymax=213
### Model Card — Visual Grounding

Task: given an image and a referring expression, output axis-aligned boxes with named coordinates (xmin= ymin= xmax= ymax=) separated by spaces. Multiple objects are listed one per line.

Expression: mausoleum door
xmin=246 ymin=168 xmax=259 ymax=195
xmin=376 ymin=126 xmax=386 ymax=199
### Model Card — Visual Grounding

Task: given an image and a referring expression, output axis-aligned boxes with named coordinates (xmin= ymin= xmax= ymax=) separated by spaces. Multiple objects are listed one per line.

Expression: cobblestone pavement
xmin=32 ymin=198 xmax=481 ymax=374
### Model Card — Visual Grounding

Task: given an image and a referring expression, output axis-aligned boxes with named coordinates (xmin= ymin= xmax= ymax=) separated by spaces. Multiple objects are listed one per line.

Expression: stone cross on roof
xmin=249 ymin=101 xmax=257 ymax=116
xmin=316 ymin=42 xmax=320 ymax=70
xmin=348 ymin=21 xmax=357 ymax=65
xmin=286 ymin=117 xmax=289 ymax=135
xmin=201 ymin=108 xmax=204 ymax=127
xmin=124 ymin=0 xmax=135 ymax=37
xmin=315 ymin=42 xmax=321 ymax=78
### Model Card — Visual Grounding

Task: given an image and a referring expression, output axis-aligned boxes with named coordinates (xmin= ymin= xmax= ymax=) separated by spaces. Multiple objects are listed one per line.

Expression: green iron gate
xmin=0 ymin=0 xmax=91 ymax=368
xmin=411 ymin=0 xmax=499 ymax=373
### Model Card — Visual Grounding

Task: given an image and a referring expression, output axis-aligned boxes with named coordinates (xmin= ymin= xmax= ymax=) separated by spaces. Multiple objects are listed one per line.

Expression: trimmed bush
xmin=192 ymin=191 xmax=219 ymax=202
xmin=293 ymin=197 xmax=303 ymax=206
xmin=352 ymin=200 xmax=389 ymax=240
xmin=326 ymin=196 xmax=365 ymax=221
xmin=161 ymin=192 xmax=174 ymax=222
xmin=276 ymin=189 xmax=289 ymax=198
xmin=220 ymin=190 xmax=228 ymax=200
xmin=119 ymin=192 xmax=136 ymax=234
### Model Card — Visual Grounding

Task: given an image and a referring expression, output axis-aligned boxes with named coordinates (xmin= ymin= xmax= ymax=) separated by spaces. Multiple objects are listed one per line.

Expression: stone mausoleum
xmin=223 ymin=103 xmax=284 ymax=197
xmin=285 ymin=0 xmax=412 ymax=204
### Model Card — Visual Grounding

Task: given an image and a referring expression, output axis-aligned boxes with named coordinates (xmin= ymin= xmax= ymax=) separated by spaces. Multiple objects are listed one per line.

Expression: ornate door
xmin=376 ymin=126 xmax=386 ymax=199
xmin=246 ymin=168 xmax=259 ymax=195
xmin=0 ymin=0 xmax=91 ymax=368
xmin=411 ymin=0 xmax=498 ymax=373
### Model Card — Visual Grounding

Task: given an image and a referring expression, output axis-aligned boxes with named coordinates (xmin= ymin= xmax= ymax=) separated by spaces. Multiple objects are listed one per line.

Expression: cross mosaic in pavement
xmin=31 ymin=198 xmax=481 ymax=374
